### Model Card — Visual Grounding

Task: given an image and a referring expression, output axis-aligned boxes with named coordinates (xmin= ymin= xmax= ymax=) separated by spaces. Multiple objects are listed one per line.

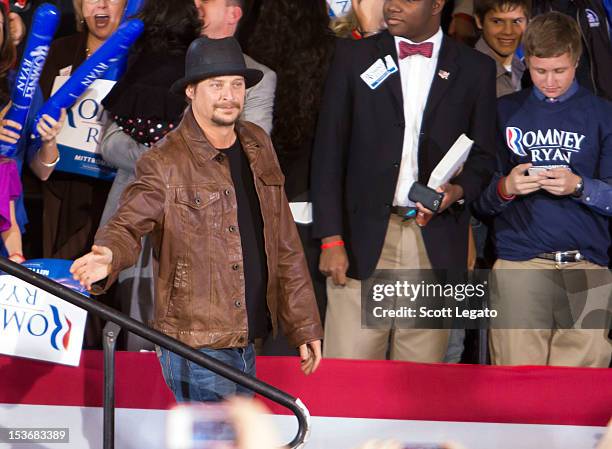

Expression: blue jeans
xmin=156 ymin=344 xmax=256 ymax=402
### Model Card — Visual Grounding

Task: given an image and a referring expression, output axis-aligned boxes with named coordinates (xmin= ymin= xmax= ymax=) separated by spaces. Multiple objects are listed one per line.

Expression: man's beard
xmin=211 ymin=114 xmax=239 ymax=126
xmin=211 ymin=102 xmax=241 ymax=126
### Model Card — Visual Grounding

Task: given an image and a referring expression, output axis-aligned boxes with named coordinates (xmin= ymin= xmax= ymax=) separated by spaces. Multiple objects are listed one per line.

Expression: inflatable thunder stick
xmin=31 ymin=19 xmax=145 ymax=138
xmin=0 ymin=3 xmax=59 ymax=157
xmin=104 ymin=0 xmax=144 ymax=81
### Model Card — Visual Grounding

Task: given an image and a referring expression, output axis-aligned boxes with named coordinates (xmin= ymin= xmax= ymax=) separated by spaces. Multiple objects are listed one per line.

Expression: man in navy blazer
xmin=311 ymin=0 xmax=497 ymax=362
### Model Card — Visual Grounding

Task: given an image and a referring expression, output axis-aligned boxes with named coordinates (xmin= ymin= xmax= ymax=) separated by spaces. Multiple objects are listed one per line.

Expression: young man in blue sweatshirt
xmin=475 ymin=12 xmax=611 ymax=367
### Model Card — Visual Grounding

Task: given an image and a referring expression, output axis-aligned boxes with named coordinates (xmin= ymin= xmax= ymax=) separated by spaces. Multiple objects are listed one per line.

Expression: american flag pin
xmin=438 ymin=70 xmax=450 ymax=80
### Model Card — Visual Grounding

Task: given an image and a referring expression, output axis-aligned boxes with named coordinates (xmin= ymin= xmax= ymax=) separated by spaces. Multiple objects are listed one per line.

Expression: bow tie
xmin=399 ymin=41 xmax=434 ymax=59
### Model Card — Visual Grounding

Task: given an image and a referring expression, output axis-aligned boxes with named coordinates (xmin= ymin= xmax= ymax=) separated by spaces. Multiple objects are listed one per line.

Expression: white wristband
xmin=37 ymin=151 xmax=60 ymax=167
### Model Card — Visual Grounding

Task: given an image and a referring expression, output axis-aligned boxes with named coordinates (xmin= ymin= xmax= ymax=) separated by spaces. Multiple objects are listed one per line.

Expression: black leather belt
xmin=389 ymin=206 xmax=417 ymax=219
xmin=536 ymin=251 xmax=583 ymax=263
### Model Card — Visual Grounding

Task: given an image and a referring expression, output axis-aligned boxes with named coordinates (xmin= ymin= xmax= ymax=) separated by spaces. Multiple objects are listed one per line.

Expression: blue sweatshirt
xmin=475 ymin=84 xmax=612 ymax=265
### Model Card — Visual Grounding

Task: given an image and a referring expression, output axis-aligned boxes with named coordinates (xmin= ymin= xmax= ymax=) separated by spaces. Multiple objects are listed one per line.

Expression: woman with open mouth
xmin=37 ymin=0 xmax=126 ymax=347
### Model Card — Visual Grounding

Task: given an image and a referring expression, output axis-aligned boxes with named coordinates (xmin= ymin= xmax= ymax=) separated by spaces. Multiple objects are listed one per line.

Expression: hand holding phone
xmin=504 ymin=163 xmax=541 ymax=196
xmin=527 ymin=166 xmax=547 ymax=177
xmin=408 ymin=182 xmax=445 ymax=213
xmin=537 ymin=167 xmax=581 ymax=197
xmin=527 ymin=165 xmax=570 ymax=177
xmin=408 ymin=182 xmax=464 ymax=227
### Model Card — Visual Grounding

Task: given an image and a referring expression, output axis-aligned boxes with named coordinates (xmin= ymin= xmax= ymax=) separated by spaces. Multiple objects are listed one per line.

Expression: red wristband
xmin=321 ymin=240 xmax=345 ymax=250
xmin=497 ymin=177 xmax=515 ymax=201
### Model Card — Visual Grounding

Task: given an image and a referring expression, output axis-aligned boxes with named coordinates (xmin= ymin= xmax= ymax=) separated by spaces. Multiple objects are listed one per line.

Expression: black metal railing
xmin=0 ymin=257 xmax=311 ymax=449
xmin=103 ymin=321 xmax=121 ymax=449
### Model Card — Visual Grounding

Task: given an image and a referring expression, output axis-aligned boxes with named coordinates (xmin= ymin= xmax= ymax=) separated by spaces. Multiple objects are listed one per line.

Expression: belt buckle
xmin=556 ymin=251 xmax=582 ymax=264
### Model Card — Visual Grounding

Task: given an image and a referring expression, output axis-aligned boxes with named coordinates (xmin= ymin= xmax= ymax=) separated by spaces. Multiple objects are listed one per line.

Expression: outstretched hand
xmin=70 ymin=245 xmax=113 ymax=291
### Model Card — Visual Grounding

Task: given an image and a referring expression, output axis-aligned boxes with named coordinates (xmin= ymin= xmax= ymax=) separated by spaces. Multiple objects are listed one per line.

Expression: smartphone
xmin=167 ymin=404 xmax=236 ymax=449
xmin=527 ymin=165 xmax=570 ymax=176
xmin=527 ymin=166 xmax=547 ymax=176
xmin=408 ymin=182 xmax=445 ymax=212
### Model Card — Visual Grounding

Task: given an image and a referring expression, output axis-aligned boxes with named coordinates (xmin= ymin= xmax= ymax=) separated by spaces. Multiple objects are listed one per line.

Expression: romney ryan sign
xmin=0 ymin=260 xmax=87 ymax=366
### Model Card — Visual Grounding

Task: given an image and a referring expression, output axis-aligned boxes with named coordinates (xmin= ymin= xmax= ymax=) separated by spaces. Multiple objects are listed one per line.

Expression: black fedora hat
xmin=171 ymin=37 xmax=263 ymax=94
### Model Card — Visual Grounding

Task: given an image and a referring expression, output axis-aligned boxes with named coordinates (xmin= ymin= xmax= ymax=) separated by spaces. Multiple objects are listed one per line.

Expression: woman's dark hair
xmin=247 ymin=0 xmax=335 ymax=158
xmin=134 ymin=0 xmax=202 ymax=54
xmin=0 ymin=7 xmax=16 ymax=106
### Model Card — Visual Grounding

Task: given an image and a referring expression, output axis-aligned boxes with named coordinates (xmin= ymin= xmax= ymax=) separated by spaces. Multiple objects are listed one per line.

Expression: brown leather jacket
xmin=95 ymin=107 xmax=323 ymax=349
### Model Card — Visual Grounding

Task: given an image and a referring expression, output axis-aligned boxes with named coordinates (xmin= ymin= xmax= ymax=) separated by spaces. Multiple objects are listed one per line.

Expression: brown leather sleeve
xmin=93 ymin=150 xmax=167 ymax=293
xmin=265 ymin=135 xmax=323 ymax=347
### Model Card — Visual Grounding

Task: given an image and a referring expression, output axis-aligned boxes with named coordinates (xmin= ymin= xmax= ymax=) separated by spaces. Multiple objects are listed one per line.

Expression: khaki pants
xmin=489 ymin=258 xmax=612 ymax=367
xmin=323 ymin=215 xmax=450 ymax=362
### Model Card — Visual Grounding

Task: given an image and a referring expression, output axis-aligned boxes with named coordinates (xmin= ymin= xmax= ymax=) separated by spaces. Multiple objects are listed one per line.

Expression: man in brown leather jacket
xmin=70 ymin=37 xmax=323 ymax=402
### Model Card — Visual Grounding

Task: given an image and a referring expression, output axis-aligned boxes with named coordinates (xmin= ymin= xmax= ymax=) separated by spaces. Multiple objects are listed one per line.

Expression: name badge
xmin=361 ymin=55 xmax=397 ymax=90
xmin=384 ymin=55 xmax=398 ymax=74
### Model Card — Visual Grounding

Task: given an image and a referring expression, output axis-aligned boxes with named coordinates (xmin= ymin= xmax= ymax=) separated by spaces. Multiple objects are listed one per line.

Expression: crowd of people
xmin=0 ymin=0 xmax=610 ymax=405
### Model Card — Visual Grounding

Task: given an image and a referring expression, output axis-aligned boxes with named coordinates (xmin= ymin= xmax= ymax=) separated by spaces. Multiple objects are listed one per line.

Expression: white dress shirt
xmin=393 ymin=28 xmax=443 ymax=206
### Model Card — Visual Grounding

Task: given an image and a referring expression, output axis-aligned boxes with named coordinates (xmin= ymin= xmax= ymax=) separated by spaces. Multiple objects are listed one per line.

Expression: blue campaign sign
xmin=55 ymin=143 xmax=117 ymax=181
xmin=22 ymin=258 xmax=89 ymax=296
xmin=50 ymin=77 xmax=117 ymax=180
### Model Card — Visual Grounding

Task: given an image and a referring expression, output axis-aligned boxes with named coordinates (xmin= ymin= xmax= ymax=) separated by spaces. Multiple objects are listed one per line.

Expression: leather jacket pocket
xmin=173 ymin=185 xmax=221 ymax=233
xmin=166 ymin=257 xmax=190 ymax=320
xmin=175 ymin=185 xmax=220 ymax=210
